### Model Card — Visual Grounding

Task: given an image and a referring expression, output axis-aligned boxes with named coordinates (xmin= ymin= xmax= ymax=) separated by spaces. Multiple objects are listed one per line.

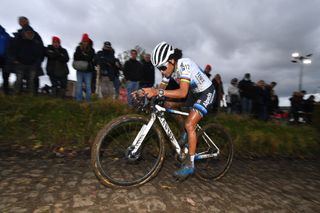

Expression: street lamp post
xmin=291 ymin=52 xmax=312 ymax=91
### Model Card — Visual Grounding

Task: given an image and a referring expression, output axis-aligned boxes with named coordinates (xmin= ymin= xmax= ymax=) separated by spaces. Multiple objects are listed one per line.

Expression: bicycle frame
xmin=130 ymin=104 xmax=220 ymax=159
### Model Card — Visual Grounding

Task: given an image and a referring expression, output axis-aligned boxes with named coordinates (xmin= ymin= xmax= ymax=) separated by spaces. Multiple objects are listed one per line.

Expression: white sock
xmin=190 ymin=155 xmax=195 ymax=167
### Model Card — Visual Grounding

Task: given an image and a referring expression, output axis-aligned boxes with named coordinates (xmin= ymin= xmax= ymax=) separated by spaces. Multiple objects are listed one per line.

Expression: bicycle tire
xmin=91 ymin=114 xmax=165 ymax=188
xmin=195 ymin=123 xmax=233 ymax=181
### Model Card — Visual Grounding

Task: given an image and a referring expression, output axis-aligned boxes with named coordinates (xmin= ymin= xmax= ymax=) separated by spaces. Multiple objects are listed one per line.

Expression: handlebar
xmin=132 ymin=90 xmax=165 ymax=113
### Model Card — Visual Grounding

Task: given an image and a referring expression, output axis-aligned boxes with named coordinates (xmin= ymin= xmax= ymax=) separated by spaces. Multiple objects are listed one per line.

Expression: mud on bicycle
xmin=90 ymin=95 xmax=234 ymax=188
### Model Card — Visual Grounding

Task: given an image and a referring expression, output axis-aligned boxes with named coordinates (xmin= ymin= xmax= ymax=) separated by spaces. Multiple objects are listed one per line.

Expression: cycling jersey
xmin=161 ymin=58 xmax=215 ymax=116
xmin=161 ymin=58 xmax=212 ymax=94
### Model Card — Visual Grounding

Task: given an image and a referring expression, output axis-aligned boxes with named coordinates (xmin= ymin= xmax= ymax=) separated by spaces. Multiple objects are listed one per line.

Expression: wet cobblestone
xmin=0 ymin=150 xmax=319 ymax=212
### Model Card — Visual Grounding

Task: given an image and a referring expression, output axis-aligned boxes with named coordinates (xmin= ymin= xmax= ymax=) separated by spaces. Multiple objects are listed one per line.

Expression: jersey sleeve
xmin=177 ymin=61 xmax=191 ymax=84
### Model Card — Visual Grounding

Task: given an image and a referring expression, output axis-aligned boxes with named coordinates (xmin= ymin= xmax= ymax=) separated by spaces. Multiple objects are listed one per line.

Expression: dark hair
xmin=19 ymin=16 xmax=28 ymax=21
xmin=169 ymin=48 xmax=182 ymax=61
xmin=244 ymin=73 xmax=250 ymax=78
xmin=270 ymin=82 xmax=277 ymax=87
xmin=231 ymin=78 xmax=238 ymax=84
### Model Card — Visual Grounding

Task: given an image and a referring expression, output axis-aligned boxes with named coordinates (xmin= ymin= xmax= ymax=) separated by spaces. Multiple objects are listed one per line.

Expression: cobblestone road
xmin=0 ymin=149 xmax=319 ymax=213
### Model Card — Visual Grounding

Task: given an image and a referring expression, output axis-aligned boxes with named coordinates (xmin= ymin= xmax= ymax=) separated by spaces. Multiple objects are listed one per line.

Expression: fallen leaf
xmin=160 ymin=184 xmax=175 ymax=190
xmin=186 ymin=197 xmax=196 ymax=206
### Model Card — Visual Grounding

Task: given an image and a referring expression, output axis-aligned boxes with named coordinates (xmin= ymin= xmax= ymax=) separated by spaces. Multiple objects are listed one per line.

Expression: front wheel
xmin=91 ymin=114 xmax=165 ymax=188
xmin=195 ymin=123 xmax=233 ymax=181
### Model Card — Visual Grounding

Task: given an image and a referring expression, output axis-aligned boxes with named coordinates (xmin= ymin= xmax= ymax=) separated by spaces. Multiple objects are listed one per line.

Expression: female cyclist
xmin=141 ymin=41 xmax=216 ymax=178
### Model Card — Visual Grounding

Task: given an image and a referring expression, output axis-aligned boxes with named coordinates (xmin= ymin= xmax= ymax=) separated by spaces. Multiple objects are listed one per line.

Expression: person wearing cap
xmin=12 ymin=26 xmax=44 ymax=95
xmin=45 ymin=36 xmax=69 ymax=97
xmin=93 ymin=41 xmax=120 ymax=99
xmin=73 ymin=33 xmax=95 ymax=101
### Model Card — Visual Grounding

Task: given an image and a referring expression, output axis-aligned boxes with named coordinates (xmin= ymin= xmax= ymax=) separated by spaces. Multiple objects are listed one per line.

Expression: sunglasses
xmin=157 ymin=62 xmax=169 ymax=71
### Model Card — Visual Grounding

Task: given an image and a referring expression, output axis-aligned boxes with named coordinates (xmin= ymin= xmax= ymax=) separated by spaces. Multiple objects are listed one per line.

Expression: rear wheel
xmin=91 ymin=114 xmax=165 ymax=188
xmin=195 ymin=124 xmax=233 ymax=181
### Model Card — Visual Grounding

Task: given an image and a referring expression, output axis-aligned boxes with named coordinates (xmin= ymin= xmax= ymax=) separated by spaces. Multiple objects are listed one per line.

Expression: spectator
xmin=203 ymin=64 xmax=212 ymax=79
xmin=73 ymin=33 xmax=95 ymax=101
xmin=14 ymin=16 xmax=45 ymax=94
xmin=289 ymin=91 xmax=304 ymax=123
xmin=123 ymin=49 xmax=142 ymax=106
xmin=45 ymin=36 xmax=69 ymax=97
xmin=4 ymin=33 xmax=17 ymax=96
xmin=94 ymin=41 xmax=117 ymax=99
xmin=227 ymin=78 xmax=240 ymax=114
xmin=255 ymin=80 xmax=269 ymax=121
xmin=88 ymin=39 xmax=97 ymax=95
xmin=140 ymin=53 xmax=155 ymax=88
xmin=238 ymin=73 xmax=255 ymax=114
xmin=12 ymin=26 xmax=43 ymax=95
xmin=269 ymin=89 xmax=280 ymax=114
xmin=0 ymin=25 xmax=10 ymax=95
xmin=266 ymin=81 xmax=277 ymax=114
xmin=211 ymin=73 xmax=224 ymax=112
xmin=304 ymin=95 xmax=315 ymax=124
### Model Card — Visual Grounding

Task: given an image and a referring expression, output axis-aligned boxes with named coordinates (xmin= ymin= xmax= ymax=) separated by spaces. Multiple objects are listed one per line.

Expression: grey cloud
xmin=0 ymin=0 xmax=319 ymax=98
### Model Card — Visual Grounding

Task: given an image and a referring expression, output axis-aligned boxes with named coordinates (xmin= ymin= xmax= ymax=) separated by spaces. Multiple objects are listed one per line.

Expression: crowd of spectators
xmin=0 ymin=17 xmax=316 ymax=123
xmin=0 ymin=16 xmax=154 ymax=104
xmin=205 ymin=67 xmax=317 ymax=123
xmin=215 ymin=71 xmax=316 ymax=123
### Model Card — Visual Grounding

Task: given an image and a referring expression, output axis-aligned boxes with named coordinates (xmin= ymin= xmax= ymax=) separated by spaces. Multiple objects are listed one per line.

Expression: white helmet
xmin=151 ymin=41 xmax=174 ymax=67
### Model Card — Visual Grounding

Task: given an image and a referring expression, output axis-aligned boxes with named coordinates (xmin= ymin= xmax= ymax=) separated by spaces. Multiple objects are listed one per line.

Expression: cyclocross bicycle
xmin=91 ymin=96 xmax=233 ymax=188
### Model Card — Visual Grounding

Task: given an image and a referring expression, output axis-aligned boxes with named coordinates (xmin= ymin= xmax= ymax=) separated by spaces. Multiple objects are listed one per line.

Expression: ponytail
xmin=169 ymin=48 xmax=183 ymax=61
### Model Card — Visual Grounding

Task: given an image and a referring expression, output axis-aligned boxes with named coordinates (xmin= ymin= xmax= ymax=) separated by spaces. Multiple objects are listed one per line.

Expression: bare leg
xmin=185 ymin=110 xmax=202 ymax=156
xmin=173 ymin=109 xmax=203 ymax=178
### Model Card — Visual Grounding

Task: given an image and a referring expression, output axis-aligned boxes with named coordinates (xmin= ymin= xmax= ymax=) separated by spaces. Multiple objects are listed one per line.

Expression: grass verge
xmin=0 ymin=95 xmax=319 ymax=158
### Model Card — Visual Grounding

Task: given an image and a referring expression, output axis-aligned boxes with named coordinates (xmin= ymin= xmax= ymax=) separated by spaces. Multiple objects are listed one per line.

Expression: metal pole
xmin=298 ymin=61 xmax=303 ymax=91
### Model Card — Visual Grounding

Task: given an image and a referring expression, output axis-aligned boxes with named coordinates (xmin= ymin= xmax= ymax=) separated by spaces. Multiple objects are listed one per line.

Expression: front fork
xmin=126 ymin=114 xmax=157 ymax=160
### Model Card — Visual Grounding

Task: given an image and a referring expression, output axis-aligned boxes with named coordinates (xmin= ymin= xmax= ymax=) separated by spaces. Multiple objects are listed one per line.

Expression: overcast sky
xmin=1 ymin=0 xmax=320 ymax=98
